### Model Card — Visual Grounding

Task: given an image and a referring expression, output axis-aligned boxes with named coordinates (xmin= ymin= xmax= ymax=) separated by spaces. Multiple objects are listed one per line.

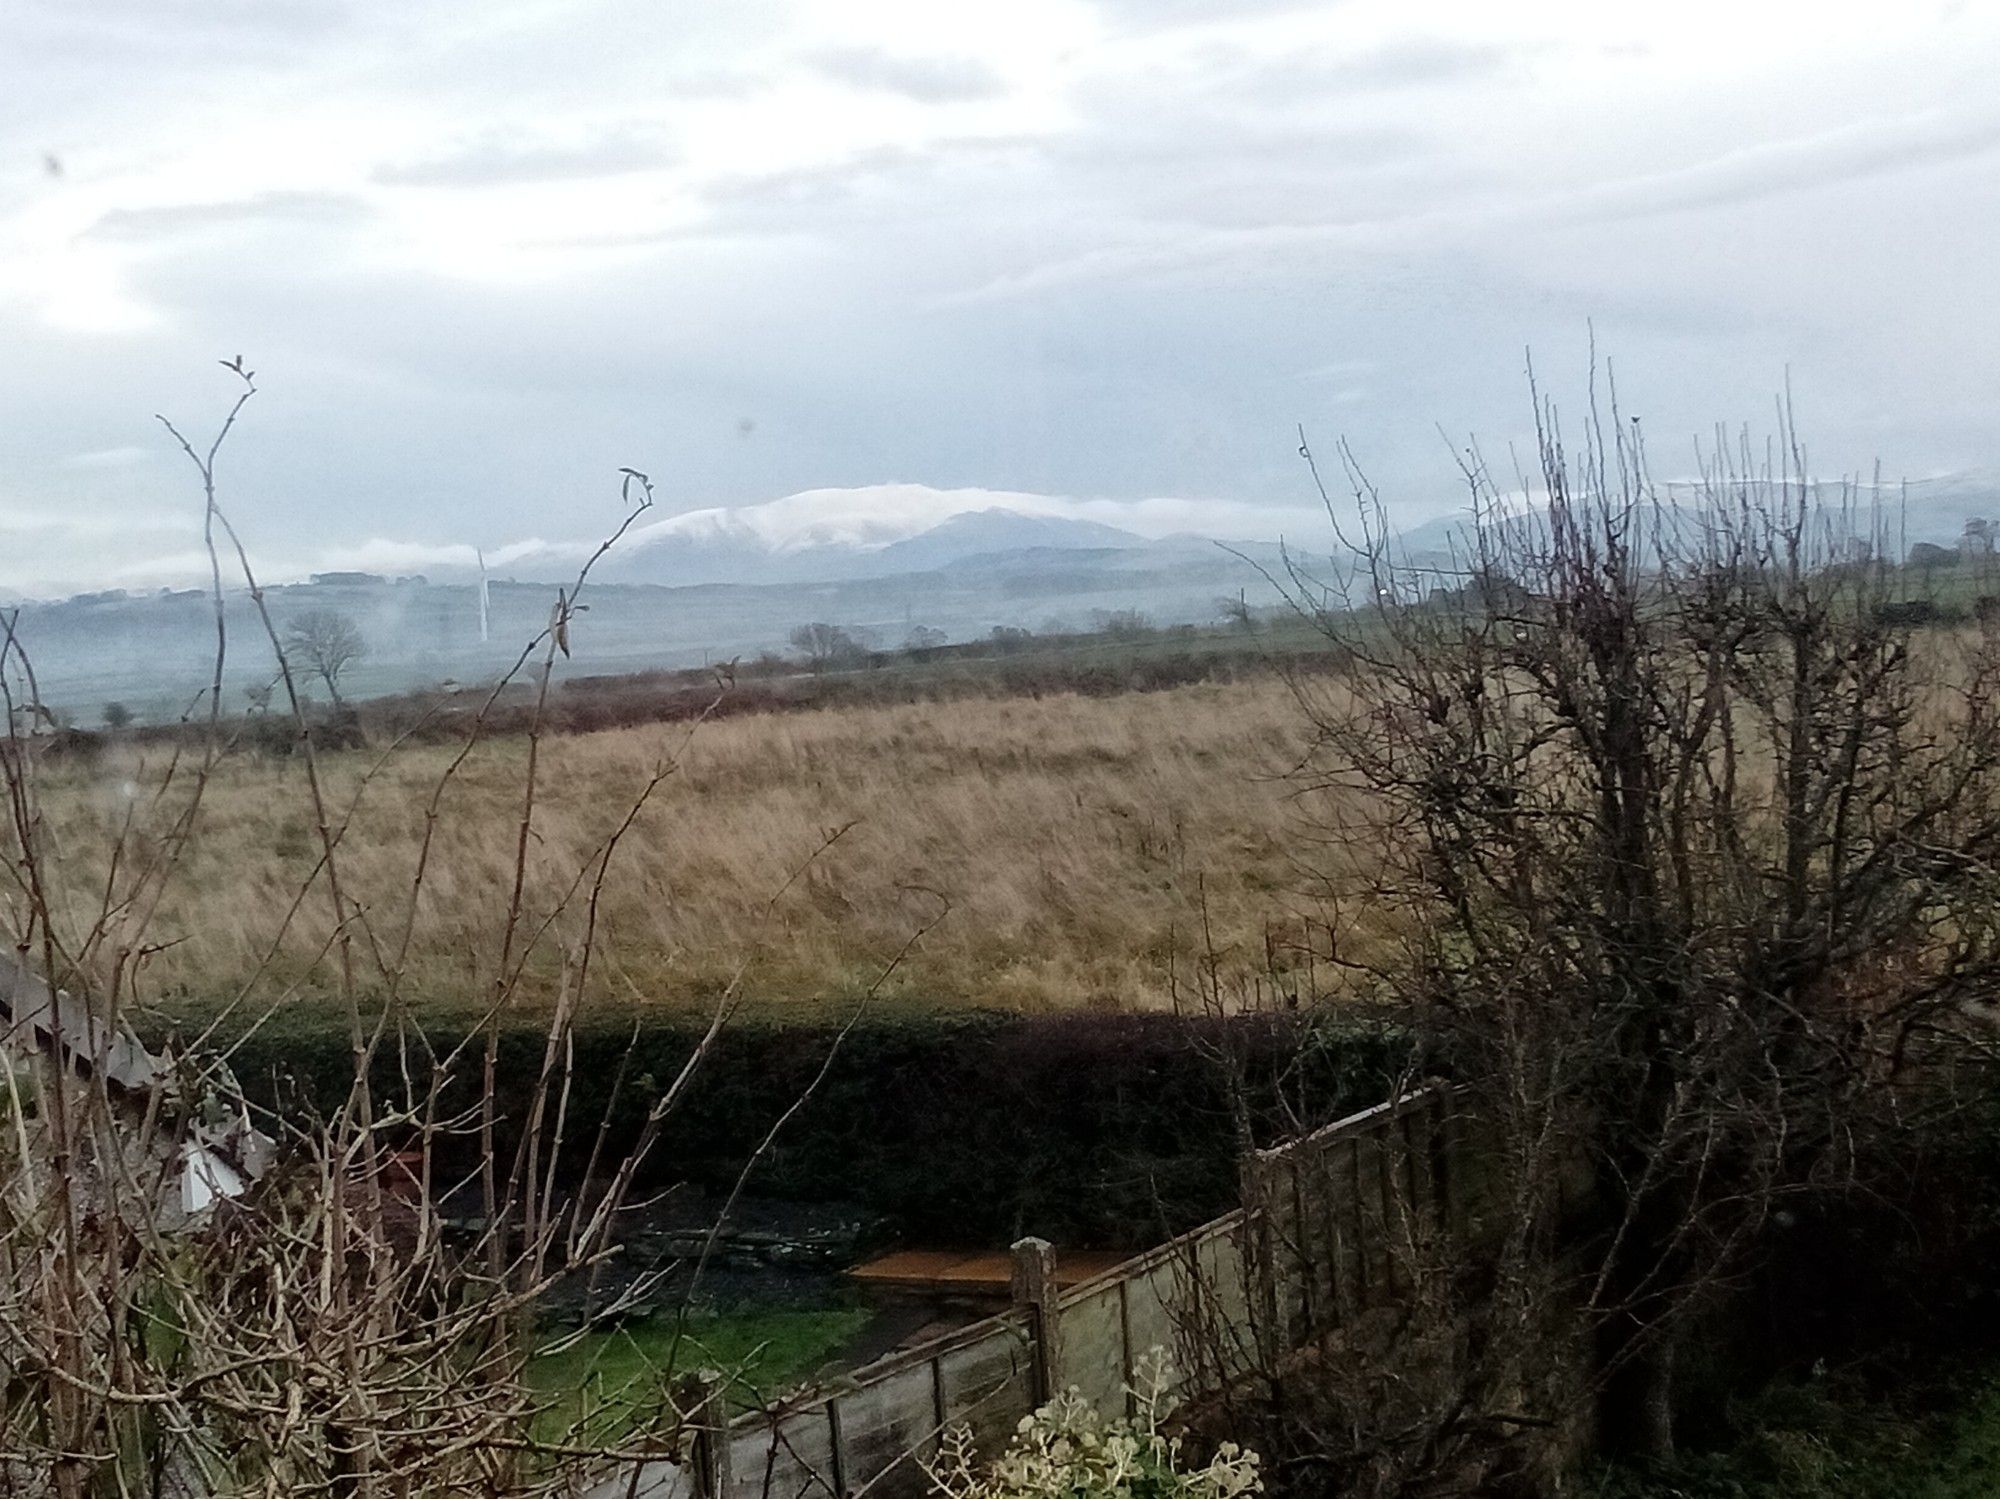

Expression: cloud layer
xmin=2 ymin=0 xmax=1997 ymax=596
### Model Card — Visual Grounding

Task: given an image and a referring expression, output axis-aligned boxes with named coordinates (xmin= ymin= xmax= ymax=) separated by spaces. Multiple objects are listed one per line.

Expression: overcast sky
xmin=2 ymin=0 xmax=1996 ymax=595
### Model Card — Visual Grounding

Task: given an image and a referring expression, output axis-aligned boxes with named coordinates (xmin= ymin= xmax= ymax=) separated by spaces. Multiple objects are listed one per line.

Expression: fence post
xmin=1011 ymin=1236 xmax=1064 ymax=1406
xmin=678 ymin=1371 xmax=731 ymax=1499
xmin=827 ymin=1396 xmax=848 ymax=1499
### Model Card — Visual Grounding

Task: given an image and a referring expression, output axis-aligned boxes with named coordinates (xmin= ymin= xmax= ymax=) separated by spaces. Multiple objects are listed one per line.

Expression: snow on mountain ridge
xmin=22 ymin=484 xmax=1309 ymax=595
xmin=624 ymin=484 xmax=1103 ymax=556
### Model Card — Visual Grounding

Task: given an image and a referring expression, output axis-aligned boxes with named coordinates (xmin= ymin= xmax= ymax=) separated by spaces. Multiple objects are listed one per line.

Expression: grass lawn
xmin=531 ymin=1306 xmax=874 ymax=1443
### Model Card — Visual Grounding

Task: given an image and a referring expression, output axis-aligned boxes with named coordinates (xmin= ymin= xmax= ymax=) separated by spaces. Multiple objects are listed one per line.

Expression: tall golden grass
xmin=32 ymin=676 xmax=1371 ymax=1027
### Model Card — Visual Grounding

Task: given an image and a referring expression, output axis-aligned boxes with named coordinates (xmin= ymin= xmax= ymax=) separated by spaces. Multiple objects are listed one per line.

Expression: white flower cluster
xmin=928 ymin=1356 xmax=1262 ymax=1499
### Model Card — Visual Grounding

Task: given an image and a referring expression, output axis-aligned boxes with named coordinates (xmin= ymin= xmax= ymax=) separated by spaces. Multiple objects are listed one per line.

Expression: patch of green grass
xmin=1589 ymin=1367 xmax=2000 ymax=1499
xmin=531 ymin=1307 xmax=873 ymax=1443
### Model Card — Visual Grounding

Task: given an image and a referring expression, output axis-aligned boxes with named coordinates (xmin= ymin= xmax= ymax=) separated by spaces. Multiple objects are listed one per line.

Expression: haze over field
xmin=7 ymin=520 xmax=1288 ymax=718
xmin=3 ymin=0 xmax=1999 ymax=600
xmin=16 ymin=472 xmax=2000 ymax=719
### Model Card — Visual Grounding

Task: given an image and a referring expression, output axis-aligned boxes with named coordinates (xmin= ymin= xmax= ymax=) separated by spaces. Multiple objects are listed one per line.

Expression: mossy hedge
xmin=206 ymin=1009 xmax=1411 ymax=1249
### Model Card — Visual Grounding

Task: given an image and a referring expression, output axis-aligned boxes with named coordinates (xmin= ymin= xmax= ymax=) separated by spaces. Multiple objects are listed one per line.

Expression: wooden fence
xmin=599 ymin=1083 xmax=1476 ymax=1499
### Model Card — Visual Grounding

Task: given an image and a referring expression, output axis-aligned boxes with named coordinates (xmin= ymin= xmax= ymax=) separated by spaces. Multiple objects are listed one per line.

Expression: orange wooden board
xmin=848 ymin=1248 xmax=1128 ymax=1294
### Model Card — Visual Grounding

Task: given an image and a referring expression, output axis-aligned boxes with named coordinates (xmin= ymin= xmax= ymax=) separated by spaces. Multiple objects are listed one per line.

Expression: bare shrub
xmin=0 ymin=367 xmax=927 ymax=1499
xmin=1272 ymin=385 xmax=2000 ymax=1477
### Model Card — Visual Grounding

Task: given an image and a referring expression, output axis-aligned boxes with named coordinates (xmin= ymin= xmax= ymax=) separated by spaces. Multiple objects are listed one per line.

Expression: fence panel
xmin=1121 ymin=1256 xmax=1181 ymax=1400
xmin=934 ymin=1315 xmax=1037 ymax=1454
xmin=1057 ymin=1280 xmax=1128 ymax=1413
xmin=600 ymin=1458 xmax=689 ymax=1499
xmin=1174 ymin=1217 xmax=1257 ymax=1387
xmin=727 ymin=1403 xmax=838 ymax=1499
xmin=835 ymin=1360 xmax=941 ymax=1498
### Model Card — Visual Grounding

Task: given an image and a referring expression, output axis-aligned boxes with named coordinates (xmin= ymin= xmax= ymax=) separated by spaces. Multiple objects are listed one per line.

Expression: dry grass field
xmin=24 ymin=675 xmax=1373 ymax=1030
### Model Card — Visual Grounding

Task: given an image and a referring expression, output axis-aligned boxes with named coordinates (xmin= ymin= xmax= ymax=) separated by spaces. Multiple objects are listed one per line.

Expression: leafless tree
xmin=788 ymin=621 xmax=865 ymax=675
xmin=284 ymin=608 xmax=366 ymax=708
xmin=1273 ymin=382 xmax=2000 ymax=1470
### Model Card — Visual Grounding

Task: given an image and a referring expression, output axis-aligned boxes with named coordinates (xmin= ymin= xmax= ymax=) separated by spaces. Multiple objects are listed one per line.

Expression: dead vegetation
xmin=25 ymin=675 xmax=1377 ymax=1028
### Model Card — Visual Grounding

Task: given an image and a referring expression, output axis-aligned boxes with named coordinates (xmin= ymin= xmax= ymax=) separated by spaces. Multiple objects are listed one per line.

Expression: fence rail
xmin=598 ymin=1082 xmax=1475 ymax=1499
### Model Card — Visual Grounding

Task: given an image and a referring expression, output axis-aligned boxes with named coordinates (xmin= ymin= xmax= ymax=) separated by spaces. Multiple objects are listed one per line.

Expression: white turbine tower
xmin=476 ymin=547 xmax=490 ymax=645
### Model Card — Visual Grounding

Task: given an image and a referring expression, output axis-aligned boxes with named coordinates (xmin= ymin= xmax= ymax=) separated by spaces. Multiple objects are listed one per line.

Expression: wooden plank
xmin=850 ymin=1249 xmax=1128 ymax=1296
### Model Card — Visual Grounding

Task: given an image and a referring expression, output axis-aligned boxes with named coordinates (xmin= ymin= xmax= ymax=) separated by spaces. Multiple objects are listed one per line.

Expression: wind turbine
xmin=476 ymin=547 xmax=490 ymax=645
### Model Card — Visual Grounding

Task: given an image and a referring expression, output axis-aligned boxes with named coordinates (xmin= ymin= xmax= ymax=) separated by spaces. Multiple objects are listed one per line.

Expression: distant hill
xmin=570 ymin=500 xmax=1157 ymax=586
xmin=5 ymin=533 xmax=1274 ymax=726
xmin=1380 ymin=472 xmax=2000 ymax=567
xmin=18 ymin=471 xmax=2000 ymax=725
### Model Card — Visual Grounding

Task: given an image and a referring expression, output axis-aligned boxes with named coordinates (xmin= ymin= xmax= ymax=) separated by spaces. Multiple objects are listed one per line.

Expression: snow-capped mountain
xmin=498 ymin=488 xmax=1167 ymax=586
xmin=2 ymin=481 xmax=1306 ymax=599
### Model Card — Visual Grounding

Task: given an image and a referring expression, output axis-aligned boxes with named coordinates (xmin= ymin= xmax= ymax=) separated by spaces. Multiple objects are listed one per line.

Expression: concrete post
xmin=1010 ymin=1236 xmax=1063 ymax=1405
xmin=678 ymin=1371 xmax=731 ymax=1499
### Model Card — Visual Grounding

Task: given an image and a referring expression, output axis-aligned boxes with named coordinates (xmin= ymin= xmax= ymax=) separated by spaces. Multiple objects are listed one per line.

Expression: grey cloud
xmin=1553 ymin=107 xmax=2000 ymax=226
xmin=83 ymin=192 xmax=374 ymax=245
xmin=957 ymin=101 xmax=2000 ymax=302
xmin=1334 ymin=38 xmax=1513 ymax=89
xmin=1049 ymin=62 xmax=1446 ymax=233
xmin=1032 ymin=33 xmax=1478 ymax=235
xmin=16 ymin=0 xmax=348 ymax=37
xmin=15 ymin=0 xmax=345 ymax=31
xmin=11 ymin=0 xmax=349 ymax=63
xmin=374 ymin=124 xmax=676 ymax=187
xmin=698 ymin=136 xmax=1039 ymax=225
xmin=702 ymin=145 xmax=929 ymax=209
xmin=60 ymin=446 xmax=154 ymax=471
xmin=809 ymin=47 xmax=1006 ymax=103
xmin=1197 ymin=37 xmax=1514 ymax=108
xmin=1091 ymin=0 xmax=1337 ymax=27
xmin=1059 ymin=112 xmax=1433 ymax=177
xmin=663 ymin=69 xmax=767 ymax=100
